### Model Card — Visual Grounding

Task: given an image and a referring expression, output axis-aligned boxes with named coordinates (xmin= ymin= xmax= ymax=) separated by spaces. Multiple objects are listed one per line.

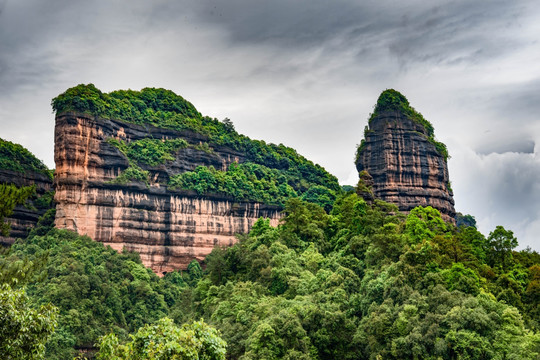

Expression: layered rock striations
xmin=52 ymin=85 xmax=340 ymax=273
xmin=355 ymin=90 xmax=456 ymax=223
xmin=54 ymin=112 xmax=281 ymax=273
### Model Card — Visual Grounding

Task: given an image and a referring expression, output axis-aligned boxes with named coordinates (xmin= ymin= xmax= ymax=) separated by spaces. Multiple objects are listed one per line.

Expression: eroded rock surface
xmin=355 ymin=110 xmax=456 ymax=223
xmin=54 ymin=113 xmax=281 ymax=273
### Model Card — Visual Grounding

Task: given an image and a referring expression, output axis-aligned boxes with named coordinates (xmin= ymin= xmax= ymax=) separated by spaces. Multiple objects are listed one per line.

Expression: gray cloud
xmin=476 ymin=140 xmax=535 ymax=155
xmin=1 ymin=0 xmax=540 ymax=250
xmin=451 ymin=147 xmax=540 ymax=250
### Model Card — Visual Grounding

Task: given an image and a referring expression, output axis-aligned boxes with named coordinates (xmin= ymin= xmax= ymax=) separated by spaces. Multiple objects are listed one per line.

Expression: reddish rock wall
xmin=54 ymin=113 xmax=281 ymax=273
xmin=355 ymin=111 xmax=456 ymax=223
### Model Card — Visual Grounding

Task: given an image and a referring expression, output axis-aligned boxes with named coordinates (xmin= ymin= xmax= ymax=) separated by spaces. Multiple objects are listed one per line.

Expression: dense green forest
xmin=52 ymin=84 xmax=340 ymax=208
xmin=1 ymin=192 xmax=539 ymax=359
xmin=0 ymin=89 xmax=537 ymax=359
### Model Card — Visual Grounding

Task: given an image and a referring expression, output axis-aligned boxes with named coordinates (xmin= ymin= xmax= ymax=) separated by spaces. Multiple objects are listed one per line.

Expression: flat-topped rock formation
xmin=51 ymin=85 xmax=340 ymax=273
xmin=54 ymin=112 xmax=281 ymax=274
xmin=355 ymin=90 xmax=456 ymax=223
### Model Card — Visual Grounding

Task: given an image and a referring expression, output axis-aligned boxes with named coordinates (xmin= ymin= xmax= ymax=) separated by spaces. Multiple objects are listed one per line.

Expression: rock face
xmin=0 ymin=169 xmax=53 ymax=245
xmin=355 ymin=91 xmax=455 ymax=223
xmin=54 ymin=112 xmax=281 ymax=273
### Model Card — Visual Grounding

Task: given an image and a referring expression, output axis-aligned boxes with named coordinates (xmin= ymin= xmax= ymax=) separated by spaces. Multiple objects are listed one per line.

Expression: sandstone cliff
xmin=355 ymin=90 xmax=456 ymax=223
xmin=52 ymin=85 xmax=339 ymax=273
xmin=54 ymin=112 xmax=282 ymax=273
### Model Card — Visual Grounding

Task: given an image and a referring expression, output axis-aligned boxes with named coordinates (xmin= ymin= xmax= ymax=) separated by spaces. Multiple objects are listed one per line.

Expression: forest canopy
xmin=1 ymin=194 xmax=539 ymax=359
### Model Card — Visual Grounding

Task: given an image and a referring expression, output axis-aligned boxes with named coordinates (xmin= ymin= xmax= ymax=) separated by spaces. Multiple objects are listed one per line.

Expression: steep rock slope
xmin=0 ymin=138 xmax=54 ymax=244
xmin=52 ymin=85 xmax=340 ymax=273
xmin=355 ymin=90 xmax=456 ymax=223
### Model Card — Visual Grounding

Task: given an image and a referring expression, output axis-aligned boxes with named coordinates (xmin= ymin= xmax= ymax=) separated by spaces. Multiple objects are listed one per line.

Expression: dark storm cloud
xmin=490 ymin=78 xmax=540 ymax=121
xmin=190 ymin=0 xmax=526 ymax=67
xmin=0 ymin=0 xmax=539 ymax=249
xmin=0 ymin=0 xmax=531 ymax=97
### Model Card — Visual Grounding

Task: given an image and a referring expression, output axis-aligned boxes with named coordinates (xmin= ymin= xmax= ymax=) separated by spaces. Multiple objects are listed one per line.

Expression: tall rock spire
xmin=355 ymin=89 xmax=456 ymax=223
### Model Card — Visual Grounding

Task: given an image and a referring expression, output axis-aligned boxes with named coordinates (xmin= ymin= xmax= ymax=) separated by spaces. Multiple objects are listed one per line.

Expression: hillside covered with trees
xmin=1 ymin=192 xmax=539 ymax=359
xmin=0 ymin=91 xmax=538 ymax=359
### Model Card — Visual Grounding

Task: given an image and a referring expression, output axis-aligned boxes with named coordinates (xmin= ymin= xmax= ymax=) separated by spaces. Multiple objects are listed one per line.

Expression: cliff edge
xmin=52 ymin=85 xmax=340 ymax=273
xmin=355 ymin=89 xmax=456 ymax=223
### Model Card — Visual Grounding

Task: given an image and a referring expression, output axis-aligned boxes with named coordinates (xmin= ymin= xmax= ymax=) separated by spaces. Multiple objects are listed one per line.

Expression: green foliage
xmin=1 ymin=192 xmax=537 ymax=359
xmin=51 ymin=84 xmax=200 ymax=126
xmin=0 ymin=241 xmax=57 ymax=360
xmin=488 ymin=225 xmax=518 ymax=271
xmin=0 ymin=138 xmax=51 ymax=179
xmin=300 ymin=185 xmax=337 ymax=212
xmin=53 ymin=85 xmax=340 ymax=204
xmin=2 ymin=229 xmax=187 ymax=358
xmin=107 ymin=138 xmax=188 ymax=166
xmin=168 ymin=161 xmax=338 ymax=209
xmin=442 ymin=262 xmax=481 ymax=295
xmin=0 ymin=183 xmax=36 ymax=236
xmin=111 ymin=164 xmax=150 ymax=185
xmin=190 ymin=197 xmax=540 ymax=359
xmin=169 ymin=163 xmax=298 ymax=206
xmin=356 ymin=170 xmax=374 ymax=200
xmin=456 ymin=212 xmax=477 ymax=228
xmin=96 ymin=318 xmax=226 ymax=360
xmin=428 ymin=137 xmax=450 ymax=161
xmin=404 ymin=206 xmax=447 ymax=244
xmin=0 ymin=283 xmax=58 ymax=360
xmin=370 ymin=89 xmax=434 ymax=137
xmin=32 ymin=190 xmax=55 ymax=210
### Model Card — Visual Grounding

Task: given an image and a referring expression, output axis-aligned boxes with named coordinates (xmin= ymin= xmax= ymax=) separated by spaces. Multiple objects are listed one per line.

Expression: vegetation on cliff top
xmin=51 ymin=84 xmax=201 ymax=126
xmin=169 ymin=163 xmax=299 ymax=206
xmin=370 ymin=89 xmax=435 ymax=137
xmin=0 ymin=138 xmax=52 ymax=180
xmin=54 ymin=84 xmax=340 ymax=208
xmin=107 ymin=138 xmax=189 ymax=167
xmin=361 ymin=89 xmax=450 ymax=161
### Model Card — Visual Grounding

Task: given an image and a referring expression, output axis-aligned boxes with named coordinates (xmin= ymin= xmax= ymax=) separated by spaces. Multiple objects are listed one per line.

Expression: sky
xmin=1 ymin=0 xmax=539 ymax=250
